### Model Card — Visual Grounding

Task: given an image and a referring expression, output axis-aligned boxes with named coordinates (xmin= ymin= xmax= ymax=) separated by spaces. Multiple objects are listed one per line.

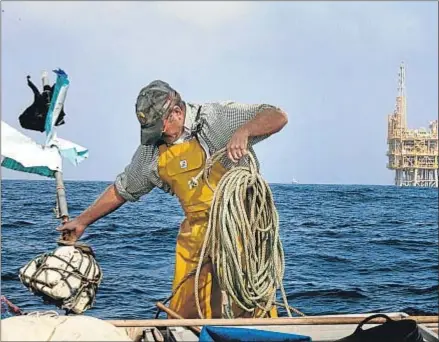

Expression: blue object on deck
xmin=199 ymin=326 xmax=312 ymax=342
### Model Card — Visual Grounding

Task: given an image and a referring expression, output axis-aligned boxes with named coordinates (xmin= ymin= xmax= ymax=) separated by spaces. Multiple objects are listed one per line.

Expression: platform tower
xmin=386 ymin=62 xmax=438 ymax=187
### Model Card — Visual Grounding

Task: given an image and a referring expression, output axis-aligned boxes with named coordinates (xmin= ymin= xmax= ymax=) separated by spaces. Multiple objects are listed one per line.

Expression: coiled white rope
xmin=191 ymin=148 xmax=295 ymax=319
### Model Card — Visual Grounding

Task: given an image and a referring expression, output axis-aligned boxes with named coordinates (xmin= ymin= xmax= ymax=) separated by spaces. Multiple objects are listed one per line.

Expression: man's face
xmin=162 ymin=105 xmax=185 ymax=144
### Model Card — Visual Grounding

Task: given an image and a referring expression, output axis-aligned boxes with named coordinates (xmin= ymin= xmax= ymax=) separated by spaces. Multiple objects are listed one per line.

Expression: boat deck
xmin=112 ymin=312 xmax=439 ymax=342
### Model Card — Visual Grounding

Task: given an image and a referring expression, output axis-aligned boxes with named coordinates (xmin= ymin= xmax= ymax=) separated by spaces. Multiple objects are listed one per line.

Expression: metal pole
xmin=54 ymin=171 xmax=69 ymax=223
xmin=41 ymin=71 xmax=72 ymax=242
xmin=55 ymin=170 xmax=78 ymax=243
xmin=42 ymin=72 xmax=69 ymax=222
xmin=40 ymin=71 xmax=92 ymax=253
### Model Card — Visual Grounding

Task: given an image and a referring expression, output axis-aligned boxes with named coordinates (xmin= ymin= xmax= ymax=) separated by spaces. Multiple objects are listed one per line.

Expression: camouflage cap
xmin=135 ymin=80 xmax=178 ymax=145
xmin=135 ymin=80 xmax=177 ymax=126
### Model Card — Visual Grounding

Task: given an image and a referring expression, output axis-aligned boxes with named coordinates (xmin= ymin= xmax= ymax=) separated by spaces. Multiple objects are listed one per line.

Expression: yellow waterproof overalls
xmin=158 ymin=137 xmax=278 ymax=319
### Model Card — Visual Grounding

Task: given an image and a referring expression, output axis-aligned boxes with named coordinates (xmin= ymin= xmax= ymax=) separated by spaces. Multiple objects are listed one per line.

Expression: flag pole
xmin=42 ymin=71 xmax=92 ymax=253
xmin=42 ymin=71 xmax=69 ymax=225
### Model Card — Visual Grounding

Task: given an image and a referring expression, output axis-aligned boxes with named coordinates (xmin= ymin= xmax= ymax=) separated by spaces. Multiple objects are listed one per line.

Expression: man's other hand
xmin=56 ymin=218 xmax=88 ymax=242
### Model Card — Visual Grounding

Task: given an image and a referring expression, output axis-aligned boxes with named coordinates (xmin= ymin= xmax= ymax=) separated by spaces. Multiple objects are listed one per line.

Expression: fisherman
xmin=57 ymin=80 xmax=288 ymax=319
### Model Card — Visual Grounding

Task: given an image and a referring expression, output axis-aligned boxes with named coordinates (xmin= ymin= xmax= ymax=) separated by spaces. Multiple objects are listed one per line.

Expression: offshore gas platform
xmin=387 ymin=62 xmax=438 ymax=187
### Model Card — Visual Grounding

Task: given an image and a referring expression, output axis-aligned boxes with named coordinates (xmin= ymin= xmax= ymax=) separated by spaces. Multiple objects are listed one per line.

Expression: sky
xmin=1 ymin=1 xmax=438 ymax=185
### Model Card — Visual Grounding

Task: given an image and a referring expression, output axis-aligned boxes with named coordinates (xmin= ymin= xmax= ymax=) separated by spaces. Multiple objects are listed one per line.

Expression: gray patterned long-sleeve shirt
xmin=114 ymin=101 xmax=280 ymax=202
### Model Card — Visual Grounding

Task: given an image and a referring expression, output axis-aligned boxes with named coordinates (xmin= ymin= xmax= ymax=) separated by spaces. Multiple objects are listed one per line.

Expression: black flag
xmin=18 ymin=75 xmax=66 ymax=132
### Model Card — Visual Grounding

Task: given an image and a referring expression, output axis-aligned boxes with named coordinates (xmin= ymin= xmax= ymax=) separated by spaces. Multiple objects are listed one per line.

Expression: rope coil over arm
xmin=190 ymin=148 xmax=298 ymax=319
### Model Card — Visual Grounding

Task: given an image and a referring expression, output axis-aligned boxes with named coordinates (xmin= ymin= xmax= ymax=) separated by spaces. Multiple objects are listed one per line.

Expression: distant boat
xmin=292 ymin=178 xmax=299 ymax=184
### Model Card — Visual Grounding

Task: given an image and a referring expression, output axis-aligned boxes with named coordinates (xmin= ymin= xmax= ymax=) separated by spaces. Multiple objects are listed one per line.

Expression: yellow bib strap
xmin=158 ymin=139 xmax=226 ymax=214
